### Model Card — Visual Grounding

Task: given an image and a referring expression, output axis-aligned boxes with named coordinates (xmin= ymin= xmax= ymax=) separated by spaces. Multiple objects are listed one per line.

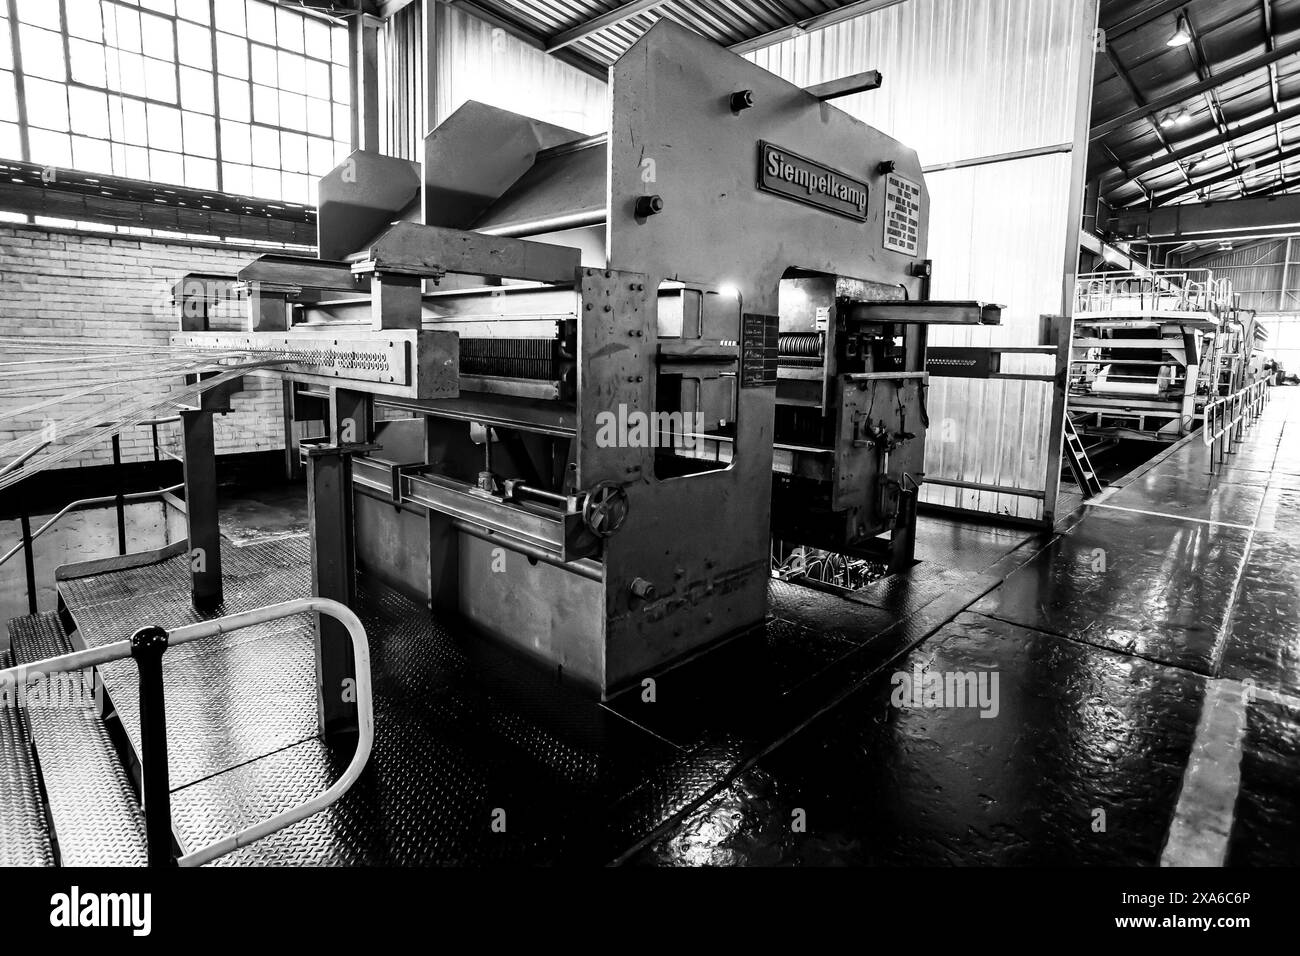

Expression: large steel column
xmin=349 ymin=12 xmax=381 ymax=153
xmin=181 ymin=409 xmax=222 ymax=611
xmin=308 ymin=388 xmax=376 ymax=740
xmin=307 ymin=445 xmax=358 ymax=739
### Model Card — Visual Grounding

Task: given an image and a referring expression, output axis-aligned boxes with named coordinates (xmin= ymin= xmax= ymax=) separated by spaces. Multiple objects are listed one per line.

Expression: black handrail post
xmin=151 ymin=422 xmax=160 ymax=463
xmin=131 ymin=625 xmax=175 ymax=867
xmin=112 ymin=434 xmax=127 ymax=555
xmin=20 ymin=514 xmax=36 ymax=615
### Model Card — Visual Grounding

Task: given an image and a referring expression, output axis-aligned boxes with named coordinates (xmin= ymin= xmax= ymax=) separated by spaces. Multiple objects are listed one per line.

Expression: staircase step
xmin=6 ymin=613 xmax=148 ymax=867
xmin=0 ymin=650 xmax=55 ymax=866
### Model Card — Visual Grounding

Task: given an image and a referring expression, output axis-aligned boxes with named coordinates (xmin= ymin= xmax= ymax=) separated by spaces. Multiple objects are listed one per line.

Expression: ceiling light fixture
xmin=1159 ymin=108 xmax=1191 ymax=128
xmin=1167 ymin=14 xmax=1192 ymax=47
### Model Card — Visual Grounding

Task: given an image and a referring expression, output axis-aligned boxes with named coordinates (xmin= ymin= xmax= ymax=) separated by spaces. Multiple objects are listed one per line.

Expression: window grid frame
xmin=2 ymin=0 xmax=350 ymax=204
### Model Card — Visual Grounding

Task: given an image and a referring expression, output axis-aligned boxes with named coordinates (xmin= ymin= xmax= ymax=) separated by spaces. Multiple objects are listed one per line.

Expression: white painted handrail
xmin=1202 ymin=378 xmax=1270 ymax=473
xmin=1203 ymin=378 xmax=1269 ymax=447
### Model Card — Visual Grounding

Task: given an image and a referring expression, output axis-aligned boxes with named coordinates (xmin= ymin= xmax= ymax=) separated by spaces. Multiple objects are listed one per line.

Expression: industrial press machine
xmin=172 ymin=22 xmax=1000 ymax=720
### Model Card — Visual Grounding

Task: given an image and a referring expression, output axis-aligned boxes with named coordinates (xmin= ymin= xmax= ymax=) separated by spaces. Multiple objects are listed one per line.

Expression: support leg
xmin=888 ymin=484 xmax=918 ymax=574
xmin=307 ymin=447 xmax=359 ymax=740
xmin=181 ymin=409 xmax=222 ymax=611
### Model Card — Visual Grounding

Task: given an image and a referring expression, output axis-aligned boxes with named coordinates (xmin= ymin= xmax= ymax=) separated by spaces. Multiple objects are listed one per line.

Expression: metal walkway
xmin=0 ymin=649 xmax=53 ymax=867
xmin=5 ymin=613 xmax=147 ymax=866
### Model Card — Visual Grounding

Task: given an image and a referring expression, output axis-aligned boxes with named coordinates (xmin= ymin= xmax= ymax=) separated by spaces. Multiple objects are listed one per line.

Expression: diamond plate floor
xmin=6 ymin=613 xmax=147 ymax=867
xmin=61 ymin=538 xmax=318 ymax=792
xmin=0 ymin=650 xmax=54 ymax=867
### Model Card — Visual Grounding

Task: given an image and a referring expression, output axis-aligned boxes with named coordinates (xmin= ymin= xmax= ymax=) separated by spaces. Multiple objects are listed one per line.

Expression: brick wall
xmin=0 ymin=225 xmax=287 ymax=471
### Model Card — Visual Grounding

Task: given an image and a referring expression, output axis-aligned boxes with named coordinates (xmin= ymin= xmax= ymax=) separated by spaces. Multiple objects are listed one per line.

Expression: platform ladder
xmin=1062 ymin=415 xmax=1104 ymax=498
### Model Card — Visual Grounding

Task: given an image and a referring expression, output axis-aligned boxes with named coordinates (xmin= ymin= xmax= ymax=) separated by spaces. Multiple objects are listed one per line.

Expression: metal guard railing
xmin=2 ymin=416 xmax=184 ymax=615
xmin=1075 ymin=269 xmax=1234 ymax=316
xmin=0 ymin=484 xmax=184 ymax=571
xmin=1203 ymin=378 xmax=1271 ymax=474
xmin=0 ymin=597 xmax=374 ymax=867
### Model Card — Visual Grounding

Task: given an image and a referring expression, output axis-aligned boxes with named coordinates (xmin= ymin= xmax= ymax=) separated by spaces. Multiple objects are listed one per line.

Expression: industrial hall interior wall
xmin=750 ymin=0 xmax=1097 ymax=522
xmin=0 ymin=225 xmax=285 ymax=470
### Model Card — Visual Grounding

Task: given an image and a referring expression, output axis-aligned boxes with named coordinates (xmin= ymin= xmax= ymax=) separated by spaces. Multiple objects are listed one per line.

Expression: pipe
xmin=476 ymin=208 xmax=606 ymax=239
xmin=0 ymin=439 xmax=50 ymax=479
xmin=451 ymin=519 xmax=603 ymax=581
xmin=509 ymin=484 xmax=572 ymax=508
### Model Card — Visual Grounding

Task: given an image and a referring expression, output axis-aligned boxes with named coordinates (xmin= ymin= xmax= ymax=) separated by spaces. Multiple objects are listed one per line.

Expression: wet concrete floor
xmin=635 ymin=388 xmax=1300 ymax=866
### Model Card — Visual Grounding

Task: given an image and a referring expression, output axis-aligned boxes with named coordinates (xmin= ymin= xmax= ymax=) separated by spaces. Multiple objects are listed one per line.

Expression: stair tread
xmin=6 ymin=613 xmax=148 ymax=867
xmin=0 ymin=650 xmax=55 ymax=867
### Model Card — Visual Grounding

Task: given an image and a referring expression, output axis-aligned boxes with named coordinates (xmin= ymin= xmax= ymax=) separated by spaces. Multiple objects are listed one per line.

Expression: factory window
xmin=0 ymin=0 xmax=350 ymax=205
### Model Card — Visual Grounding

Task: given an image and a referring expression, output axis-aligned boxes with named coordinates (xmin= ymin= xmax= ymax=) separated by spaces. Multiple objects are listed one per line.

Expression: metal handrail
xmin=0 ymin=597 xmax=374 ymax=867
xmin=1203 ymin=377 xmax=1270 ymax=473
xmin=0 ymin=440 xmax=51 ymax=479
xmin=1075 ymin=268 xmax=1234 ymax=315
xmin=3 ymin=415 xmax=185 ymax=612
xmin=0 ymin=483 xmax=184 ymax=569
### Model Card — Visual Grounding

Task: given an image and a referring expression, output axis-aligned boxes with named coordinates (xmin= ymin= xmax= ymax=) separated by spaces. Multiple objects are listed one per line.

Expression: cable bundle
xmin=0 ymin=336 xmax=292 ymax=492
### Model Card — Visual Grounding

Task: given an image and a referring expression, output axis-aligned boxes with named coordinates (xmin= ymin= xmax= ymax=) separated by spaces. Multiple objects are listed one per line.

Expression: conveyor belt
xmin=0 ymin=648 xmax=54 ymax=867
xmin=6 ymin=612 xmax=148 ymax=866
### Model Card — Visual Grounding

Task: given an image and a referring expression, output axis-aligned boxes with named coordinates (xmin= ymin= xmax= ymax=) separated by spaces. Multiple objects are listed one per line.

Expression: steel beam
xmin=450 ymin=1 xmax=609 ymax=79
xmin=729 ymin=0 xmax=907 ymax=55
xmin=547 ymin=0 xmax=664 ymax=53
xmin=1103 ymin=46 xmax=1196 ymax=193
xmin=306 ymin=445 xmax=359 ymax=740
xmin=1243 ymin=170 xmax=1300 ymax=199
xmin=350 ymin=13 xmax=382 ymax=152
xmin=804 ymin=70 xmax=883 ymax=101
xmin=1121 ymin=101 xmax=1300 ymax=183
xmin=1109 ymin=193 xmax=1300 ymax=241
xmin=1091 ymin=37 xmax=1300 ymax=140
xmin=1100 ymin=0 xmax=1185 ymax=40
xmin=356 ymin=220 xmax=582 ymax=284
xmin=1148 ymin=142 xmax=1300 ymax=206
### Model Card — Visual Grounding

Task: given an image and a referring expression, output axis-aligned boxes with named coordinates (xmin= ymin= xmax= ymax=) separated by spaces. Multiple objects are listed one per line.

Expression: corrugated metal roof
xmin=1091 ymin=0 xmax=1300 ymax=212
xmin=458 ymin=0 xmax=873 ymax=69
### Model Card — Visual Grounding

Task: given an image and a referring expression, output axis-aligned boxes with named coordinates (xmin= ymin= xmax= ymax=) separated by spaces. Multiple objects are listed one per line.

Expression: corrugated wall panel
xmin=1193 ymin=239 xmax=1292 ymax=314
xmin=381 ymin=3 xmax=427 ymax=162
xmin=1197 ymin=241 xmax=1288 ymax=269
xmin=380 ymin=3 xmax=609 ymax=162
xmin=922 ymin=154 xmax=1073 ymax=518
xmin=747 ymin=0 xmax=1095 ymax=521
xmin=434 ymin=4 xmax=608 ymax=134
xmin=746 ymin=0 xmax=1084 ymax=167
